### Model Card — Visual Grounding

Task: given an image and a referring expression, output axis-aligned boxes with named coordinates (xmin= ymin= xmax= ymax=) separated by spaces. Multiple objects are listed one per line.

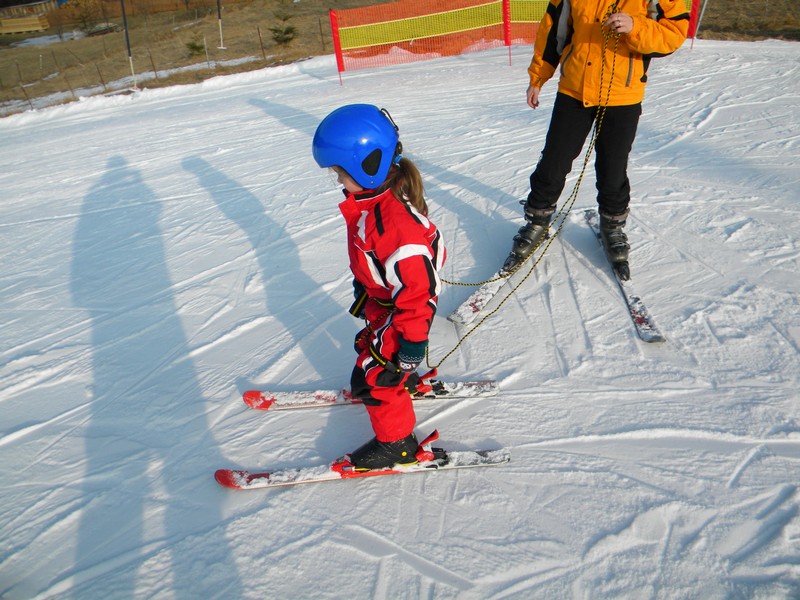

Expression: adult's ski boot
xmin=599 ymin=210 xmax=631 ymax=280
xmin=501 ymin=215 xmax=551 ymax=274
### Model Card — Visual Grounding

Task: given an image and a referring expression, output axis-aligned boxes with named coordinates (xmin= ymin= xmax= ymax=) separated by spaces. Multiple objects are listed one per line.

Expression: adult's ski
xmin=447 ymin=227 xmax=552 ymax=326
xmin=584 ymin=208 xmax=666 ymax=343
xmin=447 ymin=273 xmax=508 ymax=326
xmin=242 ymin=370 xmax=498 ymax=411
xmin=215 ymin=430 xmax=510 ymax=490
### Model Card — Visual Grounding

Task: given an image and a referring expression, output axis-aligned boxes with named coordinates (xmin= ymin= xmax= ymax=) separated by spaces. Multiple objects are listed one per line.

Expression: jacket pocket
xmin=625 ymin=55 xmax=634 ymax=87
xmin=559 ymin=46 xmax=575 ymax=78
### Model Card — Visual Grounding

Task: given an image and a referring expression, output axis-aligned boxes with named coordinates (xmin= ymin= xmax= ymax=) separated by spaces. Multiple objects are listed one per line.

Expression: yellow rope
xmin=427 ymin=2 xmax=621 ymax=370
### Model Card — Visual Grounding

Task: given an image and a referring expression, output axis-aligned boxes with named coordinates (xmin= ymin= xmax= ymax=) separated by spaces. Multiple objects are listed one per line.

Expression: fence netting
xmin=330 ymin=0 xmax=697 ymax=73
xmin=330 ymin=0 xmax=547 ymax=72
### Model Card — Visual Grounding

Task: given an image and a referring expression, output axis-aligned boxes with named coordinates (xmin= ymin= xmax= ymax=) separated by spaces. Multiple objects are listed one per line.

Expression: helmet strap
xmin=380 ymin=108 xmax=400 ymax=133
xmin=393 ymin=141 xmax=403 ymax=165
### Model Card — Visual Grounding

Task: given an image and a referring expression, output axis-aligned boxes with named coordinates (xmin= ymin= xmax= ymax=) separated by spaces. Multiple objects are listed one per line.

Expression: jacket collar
xmin=338 ymin=186 xmax=391 ymax=219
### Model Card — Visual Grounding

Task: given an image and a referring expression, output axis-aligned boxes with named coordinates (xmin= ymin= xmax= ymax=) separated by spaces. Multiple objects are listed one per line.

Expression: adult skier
xmin=502 ymin=0 xmax=690 ymax=279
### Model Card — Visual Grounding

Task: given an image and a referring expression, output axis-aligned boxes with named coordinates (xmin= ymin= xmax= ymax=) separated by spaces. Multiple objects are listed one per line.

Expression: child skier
xmin=312 ymin=104 xmax=446 ymax=471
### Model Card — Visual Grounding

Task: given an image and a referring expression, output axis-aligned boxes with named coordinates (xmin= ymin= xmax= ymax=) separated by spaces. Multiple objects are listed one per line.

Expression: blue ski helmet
xmin=312 ymin=104 xmax=402 ymax=189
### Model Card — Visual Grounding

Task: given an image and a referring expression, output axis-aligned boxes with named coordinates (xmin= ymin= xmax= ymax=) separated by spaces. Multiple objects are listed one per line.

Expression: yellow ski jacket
xmin=528 ymin=0 xmax=690 ymax=107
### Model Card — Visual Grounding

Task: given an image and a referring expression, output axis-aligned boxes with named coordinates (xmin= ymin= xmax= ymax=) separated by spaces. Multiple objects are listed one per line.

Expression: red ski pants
xmin=350 ymin=306 xmax=416 ymax=442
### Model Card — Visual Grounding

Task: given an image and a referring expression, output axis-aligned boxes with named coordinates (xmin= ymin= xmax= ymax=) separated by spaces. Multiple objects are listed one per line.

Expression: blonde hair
xmin=380 ymin=157 xmax=428 ymax=216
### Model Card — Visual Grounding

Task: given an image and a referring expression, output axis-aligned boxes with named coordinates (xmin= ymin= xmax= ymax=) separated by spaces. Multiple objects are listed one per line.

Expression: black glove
xmin=374 ymin=359 xmax=422 ymax=395
xmin=372 ymin=337 xmax=427 ymax=393
xmin=402 ymin=371 xmax=421 ymax=395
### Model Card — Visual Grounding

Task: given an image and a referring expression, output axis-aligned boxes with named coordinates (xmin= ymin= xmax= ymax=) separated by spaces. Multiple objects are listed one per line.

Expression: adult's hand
xmin=527 ymin=86 xmax=540 ymax=109
xmin=604 ymin=12 xmax=633 ymax=34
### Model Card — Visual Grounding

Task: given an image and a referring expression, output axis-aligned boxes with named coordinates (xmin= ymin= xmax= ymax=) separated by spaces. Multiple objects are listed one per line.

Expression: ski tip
xmin=215 ymin=469 xmax=250 ymax=489
xmin=243 ymin=390 xmax=275 ymax=410
xmin=476 ymin=447 xmax=512 ymax=465
xmin=427 ymin=379 xmax=499 ymax=397
xmin=446 ymin=310 xmax=475 ymax=326
xmin=641 ymin=333 xmax=667 ymax=344
xmin=492 ymin=448 xmax=512 ymax=464
xmin=442 ymin=447 xmax=511 ymax=468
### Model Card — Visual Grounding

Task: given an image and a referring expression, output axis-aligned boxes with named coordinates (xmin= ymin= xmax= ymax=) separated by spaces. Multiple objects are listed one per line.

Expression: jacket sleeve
xmin=528 ymin=0 xmax=568 ymax=89
xmin=383 ymin=246 xmax=439 ymax=344
xmin=626 ymin=0 xmax=690 ymax=56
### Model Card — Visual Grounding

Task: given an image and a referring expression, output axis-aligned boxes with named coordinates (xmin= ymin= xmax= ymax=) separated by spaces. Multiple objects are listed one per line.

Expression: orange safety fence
xmin=330 ymin=0 xmax=545 ymax=73
xmin=330 ymin=0 xmax=698 ymax=74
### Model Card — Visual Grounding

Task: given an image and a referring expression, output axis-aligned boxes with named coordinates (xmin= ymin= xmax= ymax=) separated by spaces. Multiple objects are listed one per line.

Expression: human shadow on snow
xmin=70 ymin=155 xmax=243 ymax=598
xmin=182 ymin=156 xmax=363 ymax=461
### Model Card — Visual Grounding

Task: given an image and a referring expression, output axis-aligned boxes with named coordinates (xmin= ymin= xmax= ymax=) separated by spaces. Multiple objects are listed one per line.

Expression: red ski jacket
xmin=339 ymin=188 xmax=445 ymax=346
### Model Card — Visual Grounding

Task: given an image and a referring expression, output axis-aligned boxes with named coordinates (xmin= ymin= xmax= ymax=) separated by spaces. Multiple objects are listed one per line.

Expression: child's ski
xmin=242 ymin=372 xmax=498 ymax=411
xmin=215 ymin=430 xmax=510 ymax=490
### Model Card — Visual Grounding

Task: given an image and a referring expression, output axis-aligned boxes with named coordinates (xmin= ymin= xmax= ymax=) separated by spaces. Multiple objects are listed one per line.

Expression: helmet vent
xmin=361 ymin=149 xmax=382 ymax=177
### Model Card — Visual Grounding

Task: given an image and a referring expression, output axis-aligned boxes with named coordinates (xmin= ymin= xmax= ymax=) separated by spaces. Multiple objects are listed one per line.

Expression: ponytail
xmin=382 ymin=157 xmax=429 ymax=216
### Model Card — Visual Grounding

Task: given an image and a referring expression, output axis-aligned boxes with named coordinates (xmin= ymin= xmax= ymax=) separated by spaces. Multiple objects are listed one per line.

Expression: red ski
xmin=242 ymin=370 xmax=498 ymax=411
xmin=215 ymin=430 xmax=510 ymax=490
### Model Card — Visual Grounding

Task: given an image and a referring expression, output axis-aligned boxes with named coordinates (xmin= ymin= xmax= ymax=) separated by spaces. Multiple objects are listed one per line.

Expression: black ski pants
xmin=527 ymin=93 xmax=642 ymax=218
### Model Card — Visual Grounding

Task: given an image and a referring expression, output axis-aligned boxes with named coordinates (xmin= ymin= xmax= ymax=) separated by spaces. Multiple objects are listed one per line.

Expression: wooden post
xmin=257 ymin=26 xmax=267 ymax=61
xmin=204 ymin=35 xmax=211 ymax=69
xmin=63 ymin=72 xmax=76 ymax=99
xmin=148 ymin=49 xmax=159 ymax=79
xmin=96 ymin=63 xmax=107 ymax=91
xmin=19 ymin=83 xmax=34 ymax=110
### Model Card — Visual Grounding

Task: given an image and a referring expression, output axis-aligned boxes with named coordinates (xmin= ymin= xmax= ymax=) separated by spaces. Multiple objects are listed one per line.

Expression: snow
xmin=9 ymin=31 xmax=85 ymax=47
xmin=1 ymin=39 xmax=799 ymax=598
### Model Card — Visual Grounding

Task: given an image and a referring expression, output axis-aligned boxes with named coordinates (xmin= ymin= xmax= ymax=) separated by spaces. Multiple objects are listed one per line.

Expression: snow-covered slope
xmin=1 ymin=39 xmax=798 ymax=599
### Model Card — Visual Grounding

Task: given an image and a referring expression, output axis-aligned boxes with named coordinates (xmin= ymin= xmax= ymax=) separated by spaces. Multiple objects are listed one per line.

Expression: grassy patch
xmin=697 ymin=0 xmax=800 ymax=40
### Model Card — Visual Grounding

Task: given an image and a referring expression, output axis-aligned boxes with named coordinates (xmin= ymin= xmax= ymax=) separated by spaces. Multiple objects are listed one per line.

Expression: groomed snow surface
xmin=1 ymin=39 xmax=798 ymax=599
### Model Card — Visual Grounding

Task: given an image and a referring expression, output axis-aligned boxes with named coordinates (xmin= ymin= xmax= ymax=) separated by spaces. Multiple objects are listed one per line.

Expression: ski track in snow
xmin=1 ymin=40 xmax=799 ymax=599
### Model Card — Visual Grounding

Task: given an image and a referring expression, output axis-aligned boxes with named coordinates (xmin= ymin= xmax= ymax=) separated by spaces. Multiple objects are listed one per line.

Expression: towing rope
xmin=428 ymin=2 xmax=622 ymax=370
